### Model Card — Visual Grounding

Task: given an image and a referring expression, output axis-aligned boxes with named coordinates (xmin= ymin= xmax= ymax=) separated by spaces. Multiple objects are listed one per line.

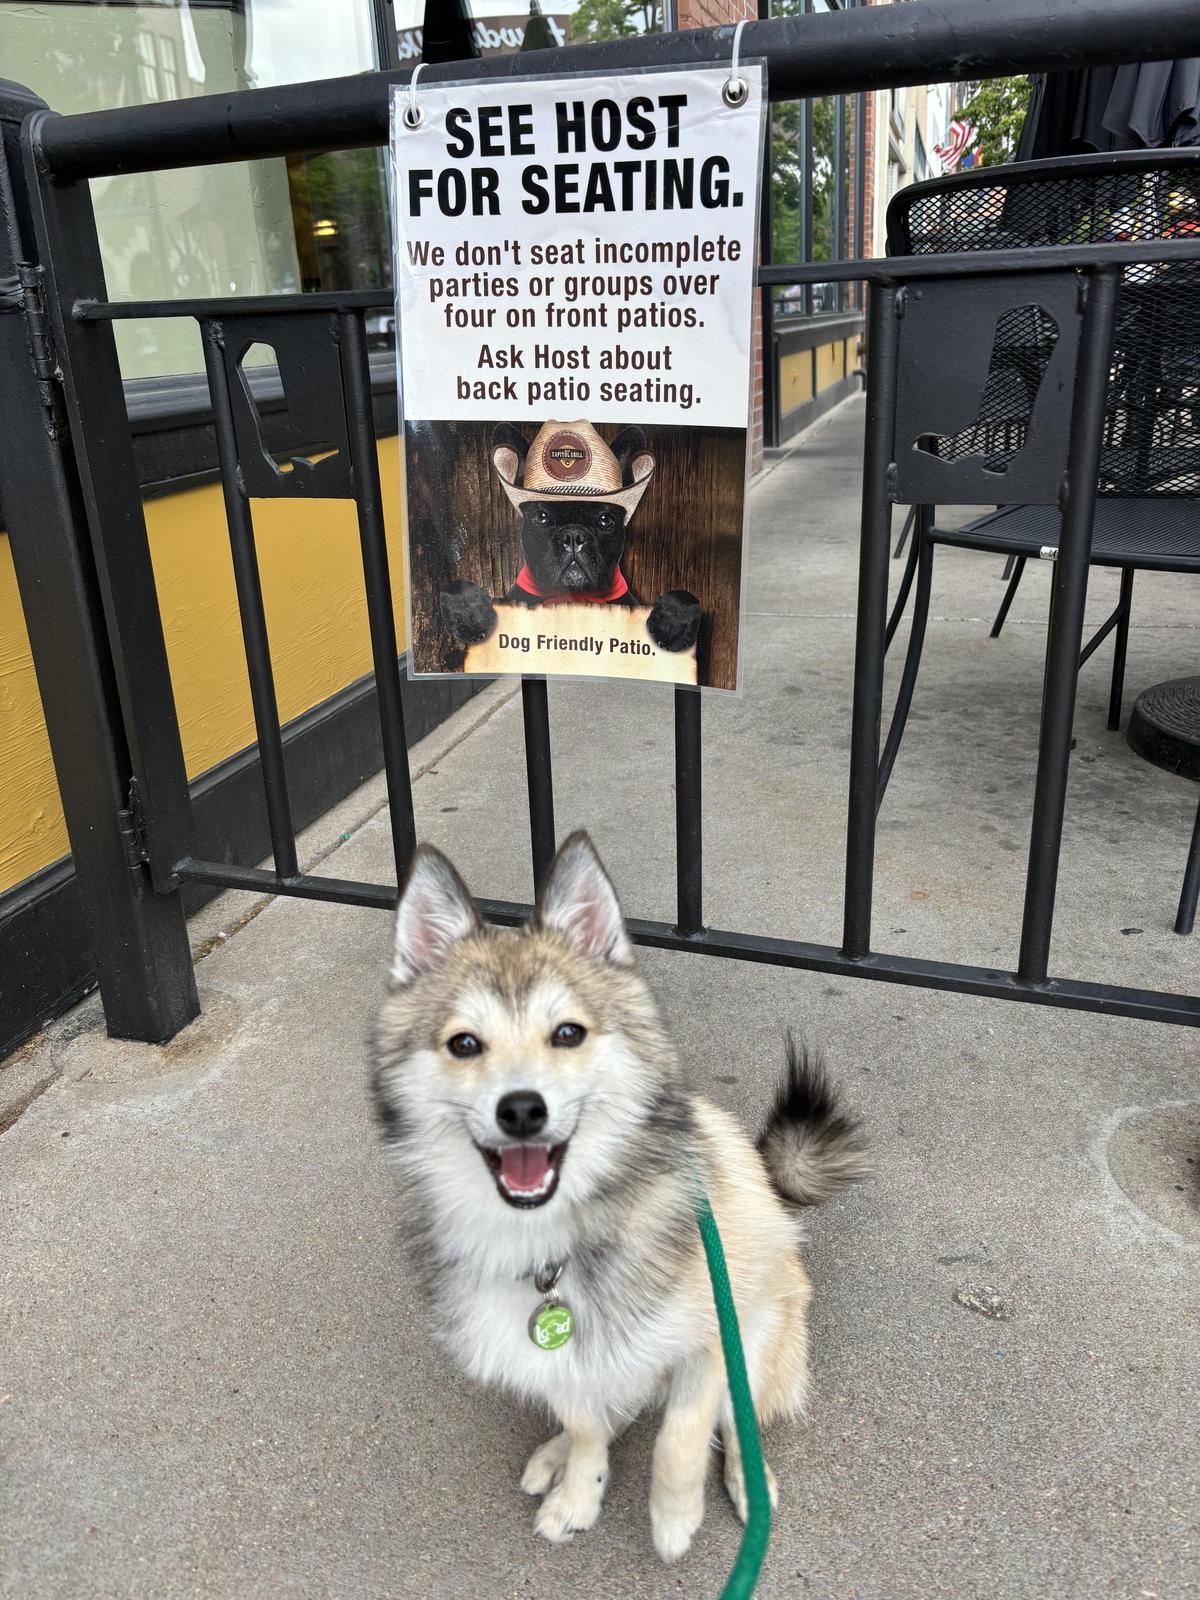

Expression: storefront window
xmin=767 ymin=0 xmax=864 ymax=321
xmin=394 ymin=0 xmax=660 ymax=63
xmin=0 ymin=0 xmax=385 ymax=379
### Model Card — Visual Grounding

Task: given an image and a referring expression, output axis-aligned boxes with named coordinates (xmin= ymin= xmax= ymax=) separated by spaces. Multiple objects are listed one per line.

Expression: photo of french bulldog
xmin=439 ymin=420 xmax=702 ymax=657
xmin=404 ymin=417 xmax=748 ymax=691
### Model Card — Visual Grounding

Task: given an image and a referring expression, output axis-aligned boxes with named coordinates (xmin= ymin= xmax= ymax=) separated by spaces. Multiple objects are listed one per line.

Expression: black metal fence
xmin=2 ymin=0 xmax=1199 ymax=1049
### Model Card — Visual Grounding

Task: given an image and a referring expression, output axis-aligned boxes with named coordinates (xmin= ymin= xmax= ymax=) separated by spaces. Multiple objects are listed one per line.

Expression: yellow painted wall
xmin=0 ymin=539 xmax=62 ymax=891
xmin=0 ymin=439 xmax=407 ymax=895
xmin=779 ymin=349 xmax=815 ymax=411
xmin=780 ymin=332 xmax=861 ymax=421
xmin=815 ymin=338 xmax=847 ymax=393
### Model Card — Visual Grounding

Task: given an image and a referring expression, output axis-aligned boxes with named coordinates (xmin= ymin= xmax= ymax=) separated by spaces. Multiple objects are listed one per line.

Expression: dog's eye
xmin=550 ymin=1022 xmax=587 ymax=1049
xmin=535 ymin=509 xmax=549 ymax=524
xmin=446 ymin=1032 xmax=483 ymax=1058
xmin=598 ymin=512 xmax=614 ymax=528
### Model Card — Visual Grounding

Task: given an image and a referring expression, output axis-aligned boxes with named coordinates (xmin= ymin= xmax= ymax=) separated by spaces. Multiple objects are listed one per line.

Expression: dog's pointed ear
xmin=607 ymin=426 xmax=647 ymax=485
xmin=536 ymin=832 xmax=632 ymax=966
xmin=391 ymin=845 xmax=480 ymax=986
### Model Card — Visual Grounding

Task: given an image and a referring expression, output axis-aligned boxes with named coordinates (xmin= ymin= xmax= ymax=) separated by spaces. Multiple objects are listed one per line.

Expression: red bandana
xmin=513 ymin=565 xmax=629 ymax=604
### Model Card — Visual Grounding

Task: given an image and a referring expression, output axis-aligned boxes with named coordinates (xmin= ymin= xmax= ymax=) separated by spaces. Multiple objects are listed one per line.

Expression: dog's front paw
xmin=534 ymin=1477 xmax=605 ymax=1543
xmin=647 ymin=590 xmax=701 ymax=653
xmin=439 ymin=580 xmax=498 ymax=646
xmin=650 ymin=1490 xmax=704 ymax=1564
xmin=521 ymin=1433 xmax=570 ymax=1497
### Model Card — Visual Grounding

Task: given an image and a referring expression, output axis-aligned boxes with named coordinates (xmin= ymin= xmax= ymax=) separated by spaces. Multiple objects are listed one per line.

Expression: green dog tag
xmin=529 ymin=1299 xmax=574 ymax=1350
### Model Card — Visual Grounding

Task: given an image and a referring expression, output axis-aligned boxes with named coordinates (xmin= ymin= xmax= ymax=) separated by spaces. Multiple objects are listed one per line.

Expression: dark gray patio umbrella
xmin=1016 ymin=60 xmax=1200 ymax=160
xmin=1102 ymin=60 xmax=1200 ymax=148
xmin=1015 ymin=67 xmax=1120 ymax=160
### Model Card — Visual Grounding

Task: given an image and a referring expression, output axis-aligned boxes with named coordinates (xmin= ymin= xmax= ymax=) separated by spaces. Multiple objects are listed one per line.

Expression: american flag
xmin=933 ymin=119 xmax=976 ymax=174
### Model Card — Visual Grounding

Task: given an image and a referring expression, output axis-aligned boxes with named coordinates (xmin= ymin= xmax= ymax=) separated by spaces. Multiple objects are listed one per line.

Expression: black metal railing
xmin=1 ymin=0 xmax=1199 ymax=1049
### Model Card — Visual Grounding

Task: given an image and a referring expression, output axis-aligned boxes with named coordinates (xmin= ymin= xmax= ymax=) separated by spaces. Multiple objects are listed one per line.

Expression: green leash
xmin=695 ymin=1187 xmax=772 ymax=1598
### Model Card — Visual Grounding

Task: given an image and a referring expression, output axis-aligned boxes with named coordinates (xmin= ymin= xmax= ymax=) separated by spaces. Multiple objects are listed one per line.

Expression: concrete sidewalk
xmin=3 ymin=397 xmax=1198 ymax=1600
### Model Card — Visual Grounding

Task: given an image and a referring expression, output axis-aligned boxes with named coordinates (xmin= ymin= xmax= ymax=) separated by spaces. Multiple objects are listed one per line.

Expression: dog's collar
xmin=513 ymin=565 xmax=629 ymax=604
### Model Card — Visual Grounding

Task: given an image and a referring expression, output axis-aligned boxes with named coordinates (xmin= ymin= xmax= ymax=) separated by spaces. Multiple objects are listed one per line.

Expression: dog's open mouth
xmin=478 ymin=1142 xmax=568 ymax=1208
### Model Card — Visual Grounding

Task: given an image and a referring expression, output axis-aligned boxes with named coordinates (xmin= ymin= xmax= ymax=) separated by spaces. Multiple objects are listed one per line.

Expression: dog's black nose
xmin=495 ymin=1090 xmax=548 ymax=1139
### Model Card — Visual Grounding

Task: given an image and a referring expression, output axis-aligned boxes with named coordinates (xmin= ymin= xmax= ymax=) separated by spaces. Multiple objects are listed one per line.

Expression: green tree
xmin=958 ymin=77 xmax=1033 ymax=168
xmin=568 ymin=0 xmax=660 ymax=43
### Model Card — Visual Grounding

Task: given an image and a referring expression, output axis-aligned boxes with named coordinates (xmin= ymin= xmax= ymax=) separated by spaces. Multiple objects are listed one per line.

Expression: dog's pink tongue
xmin=500 ymin=1145 xmax=551 ymax=1191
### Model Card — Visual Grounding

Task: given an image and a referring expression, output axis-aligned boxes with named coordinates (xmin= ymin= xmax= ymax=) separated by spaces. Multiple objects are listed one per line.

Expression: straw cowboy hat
xmin=493 ymin=420 xmax=655 ymax=517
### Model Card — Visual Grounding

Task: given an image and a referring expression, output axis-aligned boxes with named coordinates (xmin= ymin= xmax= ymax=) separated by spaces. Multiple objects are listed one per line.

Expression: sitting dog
xmin=370 ymin=833 xmax=869 ymax=1562
xmin=439 ymin=420 xmax=701 ymax=654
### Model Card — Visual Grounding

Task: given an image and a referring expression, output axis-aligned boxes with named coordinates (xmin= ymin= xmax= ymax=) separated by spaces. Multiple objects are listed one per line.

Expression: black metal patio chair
xmin=878 ymin=150 xmax=1200 ymax=929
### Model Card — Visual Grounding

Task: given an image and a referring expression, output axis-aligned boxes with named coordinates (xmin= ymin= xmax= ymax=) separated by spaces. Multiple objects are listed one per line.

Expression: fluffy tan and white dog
xmin=370 ymin=832 xmax=868 ymax=1562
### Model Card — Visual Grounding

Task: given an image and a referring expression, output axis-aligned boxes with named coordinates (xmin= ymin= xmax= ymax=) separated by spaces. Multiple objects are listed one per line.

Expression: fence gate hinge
xmin=15 ymin=262 xmax=63 ymax=423
xmin=117 ymin=780 xmax=152 ymax=895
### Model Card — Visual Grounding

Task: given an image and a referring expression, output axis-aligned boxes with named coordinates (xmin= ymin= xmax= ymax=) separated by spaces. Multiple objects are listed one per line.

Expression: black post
xmin=674 ymin=687 xmax=703 ymax=936
xmin=843 ymin=281 xmax=901 ymax=959
xmin=0 ymin=84 xmax=197 ymax=1042
xmin=854 ymin=90 xmax=866 ymax=312
xmin=833 ymin=94 xmax=847 ymax=312
xmin=522 ymin=677 xmax=555 ymax=896
xmin=759 ymin=42 xmax=779 ymax=451
xmin=338 ymin=309 xmax=417 ymax=880
xmin=22 ymin=107 xmax=199 ymax=896
xmin=1018 ymin=269 xmax=1121 ymax=984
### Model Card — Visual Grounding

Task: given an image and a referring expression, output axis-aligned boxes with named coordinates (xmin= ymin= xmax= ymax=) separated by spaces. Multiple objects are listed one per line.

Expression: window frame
xmin=761 ymin=0 xmax=866 ymax=445
xmin=18 ymin=0 xmax=407 ymax=487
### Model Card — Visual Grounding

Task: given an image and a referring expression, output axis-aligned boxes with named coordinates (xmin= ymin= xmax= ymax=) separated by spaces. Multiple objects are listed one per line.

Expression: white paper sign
xmin=391 ymin=64 xmax=765 ymax=692
xmin=393 ymin=65 xmax=764 ymax=429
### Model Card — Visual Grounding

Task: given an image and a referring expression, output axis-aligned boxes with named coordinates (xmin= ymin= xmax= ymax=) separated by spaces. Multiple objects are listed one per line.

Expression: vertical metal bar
xmin=843 ymin=281 xmax=901 ymax=959
xmin=990 ymin=555 xmax=1026 ymax=637
xmin=854 ymin=90 xmax=866 ymax=313
xmin=522 ymin=677 xmax=555 ymax=895
xmin=800 ymin=96 xmax=814 ymax=317
xmin=0 ymin=85 xmax=198 ymax=1045
xmin=21 ymin=108 xmax=197 ymax=898
xmin=833 ymin=94 xmax=846 ymax=312
xmin=1018 ymin=269 xmax=1121 ymax=984
xmin=760 ymin=82 xmax=779 ymax=451
xmin=674 ymin=686 xmax=703 ymax=936
xmin=885 ymin=522 xmax=920 ymax=648
xmin=370 ymin=0 xmax=403 ymax=70
xmin=1106 ymin=565 xmax=1134 ymax=731
xmin=338 ymin=309 xmax=417 ymax=879
xmin=892 ymin=503 xmax=916 ymax=560
xmin=1174 ymin=795 xmax=1200 ymax=937
xmin=877 ymin=519 xmax=933 ymax=809
xmin=201 ymin=319 xmax=299 ymax=881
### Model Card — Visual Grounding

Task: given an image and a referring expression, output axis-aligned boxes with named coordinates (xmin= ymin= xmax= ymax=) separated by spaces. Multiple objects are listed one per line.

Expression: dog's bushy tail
xmin=757 ymin=1035 xmax=871 ymax=1206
